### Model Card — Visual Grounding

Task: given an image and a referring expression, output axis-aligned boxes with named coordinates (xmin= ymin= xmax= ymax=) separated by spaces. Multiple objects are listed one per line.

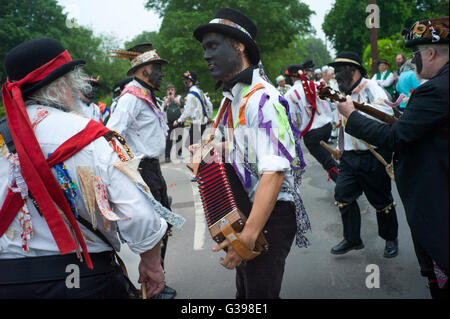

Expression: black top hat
xmin=328 ymin=51 xmax=367 ymax=77
xmin=285 ymin=64 xmax=303 ymax=77
xmin=183 ymin=70 xmax=197 ymax=83
xmin=193 ymin=8 xmax=260 ymax=65
xmin=301 ymin=60 xmax=315 ymax=71
xmin=402 ymin=16 xmax=449 ymax=48
xmin=4 ymin=38 xmax=85 ymax=96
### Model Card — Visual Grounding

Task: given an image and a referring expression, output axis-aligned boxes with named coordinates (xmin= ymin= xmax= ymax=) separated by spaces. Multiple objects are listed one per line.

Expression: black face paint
xmin=335 ymin=66 xmax=355 ymax=93
xmin=143 ymin=64 xmax=164 ymax=89
xmin=202 ymin=33 xmax=243 ymax=82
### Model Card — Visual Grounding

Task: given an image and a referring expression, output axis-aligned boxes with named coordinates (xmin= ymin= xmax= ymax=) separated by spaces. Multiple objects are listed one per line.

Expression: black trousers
xmin=165 ymin=122 xmax=184 ymax=159
xmin=334 ymin=149 xmax=398 ymax=244
xmin=235 ymin=201 xmax=297 ymax=299
xmin=138 ymin=157 xmax=171 ymax=266
xmin=139 ymin=157 xmax=170 ymax=210
xmin=0 ymin=252 xmax=130 ymax=299
xmin=186 ymin=123 xmax=207 ymax=148
xmin=303 ymin=123 xmax=339 ymax=182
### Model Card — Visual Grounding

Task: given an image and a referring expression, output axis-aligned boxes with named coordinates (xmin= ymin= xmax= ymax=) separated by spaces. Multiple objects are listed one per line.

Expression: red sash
xmin=298 ymin=73 xmax=318 ymax=137
xmin=0 ymin=119 xmax=109 ymax=268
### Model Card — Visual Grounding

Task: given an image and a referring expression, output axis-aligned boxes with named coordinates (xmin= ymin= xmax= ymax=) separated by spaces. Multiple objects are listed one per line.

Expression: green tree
xmin=144 ymin=0 xmax=315 ymax=106
xmin=0 ymin=0 xmax=131 ymax=111
xmin=323 ymin=0 xmax=449 ymax=58
xmin=362 ymin=34 xmax=413 ymax=78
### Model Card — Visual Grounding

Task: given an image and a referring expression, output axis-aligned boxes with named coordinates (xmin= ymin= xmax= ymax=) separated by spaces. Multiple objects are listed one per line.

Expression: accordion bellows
xmin=188 ymin=144 xmax=268 ymax=261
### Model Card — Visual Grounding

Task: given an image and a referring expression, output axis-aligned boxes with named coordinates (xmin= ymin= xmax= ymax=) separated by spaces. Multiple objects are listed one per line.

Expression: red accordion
xmin=187 ymin=144 xmax=268 ymax=261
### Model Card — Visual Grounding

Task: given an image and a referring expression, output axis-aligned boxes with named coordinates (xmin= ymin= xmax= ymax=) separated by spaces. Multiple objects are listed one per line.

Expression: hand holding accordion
xmin=187 ymin=143 xmax=269 ymax=262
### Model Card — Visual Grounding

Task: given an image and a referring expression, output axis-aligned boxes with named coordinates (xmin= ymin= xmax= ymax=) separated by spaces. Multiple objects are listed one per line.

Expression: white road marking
xmin=164 ymin=165 xmax=207 ymax=250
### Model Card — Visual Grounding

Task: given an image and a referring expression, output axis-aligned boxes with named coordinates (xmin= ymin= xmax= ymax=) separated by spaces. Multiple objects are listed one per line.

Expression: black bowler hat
xmin=4 ymin=38 xmax=85 ymax=96
xmin=183 ymin=70 xmax=197 ymax=83
xmin=402 ymin=16 xmax=449 ymax=47
xmin=328 ymin=51 xmax=367 ymax=77
xmin=301 ymin=60 xmax=315 ymax=71
xmin=193 ymin=8 xmax=260 ymax=65
xmin=285 ymin=64 xmax=303 ymax=77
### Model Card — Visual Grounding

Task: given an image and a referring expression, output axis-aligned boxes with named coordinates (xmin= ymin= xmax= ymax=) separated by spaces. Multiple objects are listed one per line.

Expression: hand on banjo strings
xmin=337 ymin=95 xmax=356 ymax=118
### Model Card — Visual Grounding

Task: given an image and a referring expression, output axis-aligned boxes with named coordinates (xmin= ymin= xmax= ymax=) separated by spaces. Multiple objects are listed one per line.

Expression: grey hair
xmin=417 ymin=44 xmax=449 ymax=57
xmin=25 ymin=67 xmax=92 ymax=112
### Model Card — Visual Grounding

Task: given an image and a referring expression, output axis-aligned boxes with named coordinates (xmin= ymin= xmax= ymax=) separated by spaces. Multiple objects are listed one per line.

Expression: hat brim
xmin=193 ymin=23 xmax=260 ymax=65
xmin=328 ymin=61 xmax=367 ymax=77
xmin=21 ymin=59 xmax=86 ymax=96
xmin=126 ymin=59 xmax=168 ymax=76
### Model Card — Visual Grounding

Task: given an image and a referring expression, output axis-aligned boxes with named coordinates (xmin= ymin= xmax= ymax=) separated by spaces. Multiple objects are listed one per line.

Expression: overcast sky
xmin=57 ymin=0 xmax=335 ymax=54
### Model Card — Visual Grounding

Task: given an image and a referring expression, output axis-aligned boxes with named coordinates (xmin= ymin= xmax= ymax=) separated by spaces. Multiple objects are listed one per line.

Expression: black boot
xmin=331 ymin=239 xmax=364 ymax=255
xmin=384 ymin=239 xmax=398 ymax=258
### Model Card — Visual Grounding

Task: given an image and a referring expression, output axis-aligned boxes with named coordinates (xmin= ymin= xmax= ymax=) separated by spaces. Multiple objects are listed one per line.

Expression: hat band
xmin=131 ymin=50 xmax=161 ymax=68
xmin=333 ymin=58 xmax=361 ymax=66
xmin=209 ymin=18 xmax=253 ymax=39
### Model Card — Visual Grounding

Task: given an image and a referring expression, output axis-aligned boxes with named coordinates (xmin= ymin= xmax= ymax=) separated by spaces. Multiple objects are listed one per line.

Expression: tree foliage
xmin=323 ymin=0 xmax=449 ymax=58
xmin=0 ymin=0 xmax=129 ymax=106
xmin=144 ymin=0 xmax=317 ymax=106
xmin=362 ymin=34 xmax=413 ymax=78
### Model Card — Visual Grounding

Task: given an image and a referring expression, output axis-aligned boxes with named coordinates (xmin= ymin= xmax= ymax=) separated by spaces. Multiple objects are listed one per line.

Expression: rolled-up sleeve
xmin=245 ymin=93 xmax=296 ymax=174
xmin=97 ymin=143 xmax=168 ymax=254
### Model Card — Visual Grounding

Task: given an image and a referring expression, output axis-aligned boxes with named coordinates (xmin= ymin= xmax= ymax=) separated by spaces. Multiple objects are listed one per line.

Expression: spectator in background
xmin=276 ymin=75 xmax=291 ymax=96
xmin=314 ymin=68 xmax=324 ymax=87
xmin=394 ymin=53 xmax=407 ymax=80
xmin=162 ymin=83 xmax=184 ymax=162
xmin=372 ymin=59 xmax=395 ymax=99
xmin=396 ymin=59 xmax=421 ymax=110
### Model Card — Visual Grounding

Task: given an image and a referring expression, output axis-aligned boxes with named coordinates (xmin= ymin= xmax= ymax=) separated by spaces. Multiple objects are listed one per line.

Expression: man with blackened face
xmin=193 ymin=8 xmax=311 ymax=299
xmin=106 ymin=43 xmax=178 ymax=299
xmin=326 ymin=51 xmax=400 ymax=260
xmin=337 ymin=17 xmax=449 ymax=299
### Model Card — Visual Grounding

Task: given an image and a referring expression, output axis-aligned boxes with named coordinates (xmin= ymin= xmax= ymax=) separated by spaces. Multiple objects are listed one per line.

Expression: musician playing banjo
xmin=192 ymin=8 xmax=311 ymax=299
xmin=327 ymin=51 xmax=400 ymax=258
xmin=337 ymin=17 xmax=449 ymax=299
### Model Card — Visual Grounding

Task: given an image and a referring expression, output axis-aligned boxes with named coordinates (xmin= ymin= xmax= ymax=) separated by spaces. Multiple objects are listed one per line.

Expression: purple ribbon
xmin=278 ymin=95 xmax=307 ymax=170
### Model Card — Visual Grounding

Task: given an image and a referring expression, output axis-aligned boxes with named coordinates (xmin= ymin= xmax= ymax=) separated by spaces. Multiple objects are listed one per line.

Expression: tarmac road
xmin=117 ymin=140 xmax=430 ymax=299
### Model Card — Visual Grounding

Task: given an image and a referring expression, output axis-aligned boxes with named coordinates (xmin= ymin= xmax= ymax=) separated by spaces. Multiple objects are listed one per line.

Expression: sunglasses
xmin=410 ymin=48 xmax=429 ymax=63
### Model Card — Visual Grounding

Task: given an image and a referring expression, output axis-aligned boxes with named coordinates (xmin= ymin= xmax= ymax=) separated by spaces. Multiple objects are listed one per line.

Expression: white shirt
xmin=371 ymin=70 xmax=395 ymax=89
xmin=340 ymin=78 xmax=394 ymax=151
xmin=178 ymin=85 xmax=210 ymax=125
xmin=106 ymin=80 xmax=167 ymax=159
xmin=0 ymin=105 xmax=167 ymax=259
xmin=285 ymin=79 xmax=332 ymax=133
xmin=78 ymin=99 xmax=102 ymax=123
xmin=219 ymin=69 xmax=297 ymax=202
